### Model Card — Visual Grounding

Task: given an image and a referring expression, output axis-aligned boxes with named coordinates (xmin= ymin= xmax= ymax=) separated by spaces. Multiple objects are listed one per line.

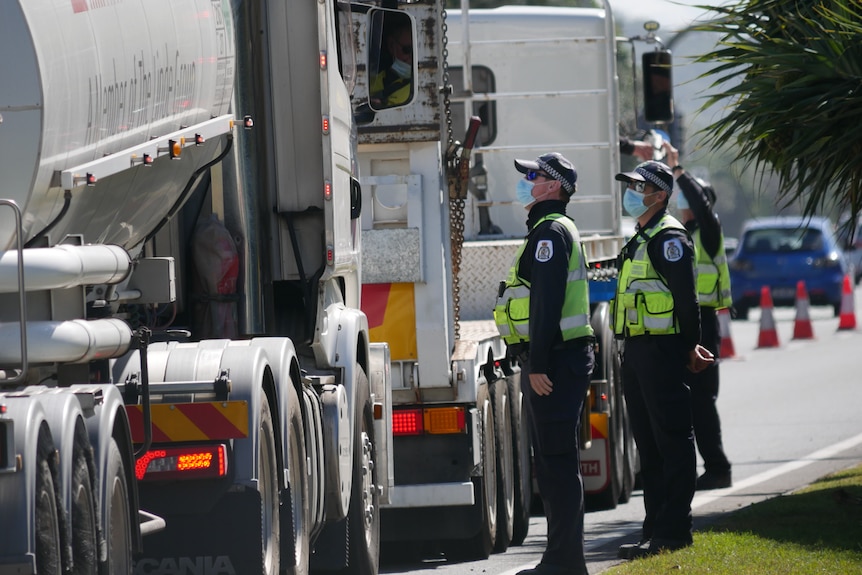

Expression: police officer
xmin=667 ymin=147 xmax=733 ymax=490
xmin=612 ymin=161 xmax=714 ymax=560
xmin=494 ymin=152 xmax=594 ymax=575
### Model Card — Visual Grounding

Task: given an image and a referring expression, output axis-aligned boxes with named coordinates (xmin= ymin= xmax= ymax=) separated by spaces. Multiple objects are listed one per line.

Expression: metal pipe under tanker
xmin=0 ymin=0 xmax=235 ymax=250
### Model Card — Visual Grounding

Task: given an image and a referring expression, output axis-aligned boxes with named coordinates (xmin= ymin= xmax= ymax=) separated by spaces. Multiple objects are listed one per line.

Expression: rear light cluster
xmin=136 ymin=444 xmax=228 ymax=481
xmin=392 ymin=407 xmax=466 ymax=436
xmin=729 ymin=258 xmax=752 ymax=271
xmin=812 ymin=252 xmax=842 ymax=268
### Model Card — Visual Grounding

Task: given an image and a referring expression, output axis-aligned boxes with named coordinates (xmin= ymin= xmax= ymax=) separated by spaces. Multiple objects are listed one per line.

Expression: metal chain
xmin=441 ymin=0 xmax=466 ymax=340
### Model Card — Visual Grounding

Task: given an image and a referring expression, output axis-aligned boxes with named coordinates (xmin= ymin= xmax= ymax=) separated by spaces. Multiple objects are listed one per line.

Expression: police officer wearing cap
xmin=494 ymin=152 xmax=594 ymax=575
xmin=665 ymin=146 xmax=733 ymax=491
xmin=612 ymin=160 xmax=714 ymax=560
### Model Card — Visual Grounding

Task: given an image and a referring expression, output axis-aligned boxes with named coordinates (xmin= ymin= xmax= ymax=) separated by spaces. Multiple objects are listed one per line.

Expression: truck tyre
xmin=333 ymin=366 xmax=379 ymax=575
xmin=35 ymin=425 xmax=62 ymax=575
xmin=443 ymin=384 xmax=496 ymax=561
xmin=619 ymin=398 xmax=637 ymax=505
xmin=324 ymin=366 xmax=380 ymax=575
xmin=612 ymin=340 xmax=636 ymax=504
xmin=284 ymin=384 xmax=309 ymax=575
xmin=491 ymin=381 xmax=514 ymax=553
xmin=259 ymin=399 xmax=281 ymax=575
xmin=71 ymin=425 xmax=98 ymax=574
xmin=101 ymin=438 xmax=132 ymax=575
xmin=586 ymin=304 xmax=624 ymax=511
xmin=507 ymin=375 xmax=532 ymax=547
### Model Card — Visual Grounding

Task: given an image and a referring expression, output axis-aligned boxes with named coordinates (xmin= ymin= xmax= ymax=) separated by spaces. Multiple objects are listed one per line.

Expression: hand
xmin=663 ymin=142 xmax=680 ymax=169
xmin=529 ymin=373 xmax=554 ymax=396
xmin=687 ymin=344 xmax=715 ymax=373
xmin=632 ymin=140 xmax=654 ymax=161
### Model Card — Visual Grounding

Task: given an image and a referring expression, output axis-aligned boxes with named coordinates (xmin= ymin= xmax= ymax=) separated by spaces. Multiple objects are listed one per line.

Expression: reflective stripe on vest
xmin=612 ymin=214 xmax=688 ymax=337
xmin=693 ymin=228 xmax=733 ymax=309
xmin=493 ymin=214 xmax=593 ymax=345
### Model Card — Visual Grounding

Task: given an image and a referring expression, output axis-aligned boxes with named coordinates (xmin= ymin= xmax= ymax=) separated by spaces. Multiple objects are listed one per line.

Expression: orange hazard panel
xmin=361 ymin=283 xmax=418 ymax=361
xmin=126 ymin=401 xmax=249 ymax=444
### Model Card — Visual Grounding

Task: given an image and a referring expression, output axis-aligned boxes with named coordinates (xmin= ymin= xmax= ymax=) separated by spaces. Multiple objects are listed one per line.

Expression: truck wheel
xmin=586 ymin=317 xmax=623 ymax=511
xmin=443 ymin=385 xmax=496 ymax=561
xmin=619 ymin=399 xmax=637 ymax=504
xmin=615 ymin=344 xmax=636 ymax=505
xmin=35 ymin=425 xmax=62 ymax=575
xmin=71 ymin=426 xmax=98 ymax=574
xmin=491 ymin=381 xmax=514 ymax=553
xmin=334 ymin=367 xmax=380 ymax=575
xmin=259 ymin=399 xmax=281 ymax=575
xmin=284 ymin=384 xmax=309 ymax=575
xmin=508 ymin=375 xmax=531 ymax=547
xmin=102 ymin=438 xmax=132 ymax=575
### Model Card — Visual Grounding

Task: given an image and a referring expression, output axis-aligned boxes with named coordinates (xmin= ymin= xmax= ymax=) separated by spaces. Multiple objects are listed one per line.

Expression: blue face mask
xmin=390 ymin=58 xmax=412 ymax=79
xmin=623 ymin=188 xmax=649 ymax=218
xmin=516 ymin=179 xmax=536 ymax=207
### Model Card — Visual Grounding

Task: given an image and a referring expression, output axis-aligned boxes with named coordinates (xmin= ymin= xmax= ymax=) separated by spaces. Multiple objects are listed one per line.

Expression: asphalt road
xmin=381 ymin=282 xmax=862 ymax=575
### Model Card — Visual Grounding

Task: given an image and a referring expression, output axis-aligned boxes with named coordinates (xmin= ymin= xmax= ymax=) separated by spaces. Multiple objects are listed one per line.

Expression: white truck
xmin=348 ymin=2 xmax=675 ymax=559
xmin=449 ymin=4 xmax=675 ymax=511
xmin=0 ymin=1 xmax=393 ymax=574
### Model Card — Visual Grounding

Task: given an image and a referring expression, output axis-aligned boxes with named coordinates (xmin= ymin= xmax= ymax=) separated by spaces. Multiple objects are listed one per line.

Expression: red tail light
xmin=136 ymin=444 xmax=227 ymax=481
xmin=392 ymin=409 xmax=423 ymax=436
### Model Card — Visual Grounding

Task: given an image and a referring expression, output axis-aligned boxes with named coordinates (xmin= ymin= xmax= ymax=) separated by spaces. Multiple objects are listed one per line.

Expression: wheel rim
xmin=360 ymin=429 xmax=376 ymax=545
xmin=288 ymin=423 xmax=306 ymax=569
xmin=261 ymin=415 xmax=278 ymax=574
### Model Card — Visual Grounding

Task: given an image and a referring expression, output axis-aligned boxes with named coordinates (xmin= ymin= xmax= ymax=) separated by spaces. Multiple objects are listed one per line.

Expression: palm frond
xmin=691 ymin=0 xmax=862 ymax=230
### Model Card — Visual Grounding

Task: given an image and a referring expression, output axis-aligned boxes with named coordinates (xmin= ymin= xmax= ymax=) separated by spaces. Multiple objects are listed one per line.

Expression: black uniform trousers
xmin=621 ymin=334 xmax=696 ymax=544
xmin=522 ymin=343 xmax=594 ymax=574
xmin=689 ymin=308 xmax=731 ymax=475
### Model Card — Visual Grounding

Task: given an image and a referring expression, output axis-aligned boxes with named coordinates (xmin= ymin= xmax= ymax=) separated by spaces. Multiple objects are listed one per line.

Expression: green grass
xmin=604 ymin=464 xmax=862 ymax=575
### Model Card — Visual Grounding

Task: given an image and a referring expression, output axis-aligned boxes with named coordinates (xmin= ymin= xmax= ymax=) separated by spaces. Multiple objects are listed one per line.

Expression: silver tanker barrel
xmin=0 ymin=0 xmax=236 ymax=251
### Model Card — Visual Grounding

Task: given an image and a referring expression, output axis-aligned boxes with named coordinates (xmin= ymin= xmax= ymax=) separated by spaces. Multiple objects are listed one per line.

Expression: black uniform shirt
xmin=517 ymin=199 xmax=574 ymax=373
xmin=625 ymin=208 xmax=701 ymax=351
xmin=677 ymin=172 xmax=722 ymax=258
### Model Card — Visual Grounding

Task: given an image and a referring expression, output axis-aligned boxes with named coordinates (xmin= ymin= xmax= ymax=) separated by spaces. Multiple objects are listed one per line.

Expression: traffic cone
xmin=792 ymin=280 xmax=814 ymax=340
xmin=717 ymin=307 xmax=736 ymax=359
xmin=838 ymin=274 xmax=857 ymax=331
xmin=757 ymin=286 xmax=780 ymax=348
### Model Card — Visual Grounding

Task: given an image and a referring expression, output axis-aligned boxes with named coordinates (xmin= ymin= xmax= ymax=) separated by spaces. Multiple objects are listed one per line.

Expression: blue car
xmin=729 ymin=216 xmax=849 ymax=320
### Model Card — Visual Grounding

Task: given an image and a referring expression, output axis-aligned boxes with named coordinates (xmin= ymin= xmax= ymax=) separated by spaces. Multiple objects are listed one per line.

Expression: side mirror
xmin=642 ymin=50 xmax=674 ymax=123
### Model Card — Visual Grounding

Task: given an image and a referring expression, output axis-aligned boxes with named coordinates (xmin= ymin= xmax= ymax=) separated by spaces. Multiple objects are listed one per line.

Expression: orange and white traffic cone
xmin=757 ymin=286 xmax=780 ymax=348
xmin=717 ymin=307 xmax=736 ymax=359
xmin=792 ymin=280 xmax=814 ymax=340
xmin=838 ymin=274 xmax=857 ymax=331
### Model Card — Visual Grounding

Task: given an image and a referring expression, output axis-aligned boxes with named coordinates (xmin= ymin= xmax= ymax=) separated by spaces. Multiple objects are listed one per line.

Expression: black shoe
xmin=696 ymin=470 xmax=732 ymax=490
xmin=516 ymin=563 xmax=585 ymax=575
xmin=625 ymin=538 xmax=692 ymax=560
xmin=617 ymin=539 xmax=650 ymax=560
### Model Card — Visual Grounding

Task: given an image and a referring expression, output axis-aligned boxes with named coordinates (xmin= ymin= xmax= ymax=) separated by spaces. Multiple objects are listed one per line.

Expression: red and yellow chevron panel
xmin=126 ymin=401 xmax=249 ymax=444
xmin=362 ymin=282 xmax=418 ymax=361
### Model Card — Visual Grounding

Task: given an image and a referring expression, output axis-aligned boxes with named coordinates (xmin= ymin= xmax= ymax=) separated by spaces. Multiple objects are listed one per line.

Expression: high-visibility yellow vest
xmin=693 ymin=228 xmax=732 ymax=309
xmin=613 ymin=214 xmax=689 ymax=337
xmin=493 ymin=214 xmax=593 ymax=345
xmin=370 ymin=69 xmax=411 ymax=107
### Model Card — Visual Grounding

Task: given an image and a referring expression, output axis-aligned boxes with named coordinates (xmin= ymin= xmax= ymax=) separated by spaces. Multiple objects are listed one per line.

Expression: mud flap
xmin=134 ymin=489 xmax=262 ymax=575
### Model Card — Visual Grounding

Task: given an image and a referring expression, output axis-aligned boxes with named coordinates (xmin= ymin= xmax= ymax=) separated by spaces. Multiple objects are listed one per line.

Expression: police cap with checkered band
xmin=514 ymin=152 xmax=578 ymax=196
